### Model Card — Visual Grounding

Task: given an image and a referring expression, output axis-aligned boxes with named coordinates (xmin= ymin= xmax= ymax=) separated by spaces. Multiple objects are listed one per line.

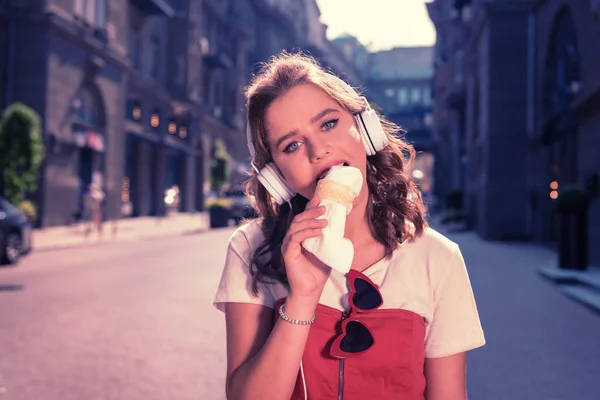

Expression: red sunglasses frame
xmin=330 ymin=269 xmax=383 ymax=359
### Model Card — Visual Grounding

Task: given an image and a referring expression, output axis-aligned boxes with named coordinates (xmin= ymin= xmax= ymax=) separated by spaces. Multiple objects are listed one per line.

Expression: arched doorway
xmin=540 ymin=6 xmax=580 ymax=242
xmin=72 ymin=85 xmax=106 ymax=219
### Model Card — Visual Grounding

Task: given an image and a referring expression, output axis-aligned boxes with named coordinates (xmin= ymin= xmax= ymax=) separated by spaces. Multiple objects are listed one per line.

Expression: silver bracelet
xmin=278 ymin=303 xmax=316 ymax=325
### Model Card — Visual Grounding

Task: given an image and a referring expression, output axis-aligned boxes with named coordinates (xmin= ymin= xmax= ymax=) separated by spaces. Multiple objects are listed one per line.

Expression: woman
xmin=213 ymin=52 xmax=485 ymax=400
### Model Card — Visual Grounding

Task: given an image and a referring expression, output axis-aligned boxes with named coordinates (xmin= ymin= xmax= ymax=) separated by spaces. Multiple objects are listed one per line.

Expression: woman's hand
xmin=281 ymin=195 xmax=331 ymax=299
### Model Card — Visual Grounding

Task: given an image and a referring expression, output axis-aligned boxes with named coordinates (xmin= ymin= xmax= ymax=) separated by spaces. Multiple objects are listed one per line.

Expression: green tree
xmin=0 ymin=103 xmax=45 ymax=205
xmin=210 ymin=139 xmax=231 ymax=196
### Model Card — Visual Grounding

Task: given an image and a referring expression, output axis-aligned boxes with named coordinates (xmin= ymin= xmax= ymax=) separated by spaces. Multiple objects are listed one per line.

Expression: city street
xmin=0 ymin=229 xmax=232 ymax=400
xmin=1 ymin=226 xmax=599 ymax=400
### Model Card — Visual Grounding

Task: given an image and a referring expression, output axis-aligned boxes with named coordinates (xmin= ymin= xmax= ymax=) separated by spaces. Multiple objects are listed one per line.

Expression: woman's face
xmin=264 ymin=83 xmax=368 ymax=201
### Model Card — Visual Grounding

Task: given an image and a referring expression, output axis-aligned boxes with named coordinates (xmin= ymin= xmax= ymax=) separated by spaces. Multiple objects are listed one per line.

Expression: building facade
xmin=530 ymin=0 xmax=600 ymax=265
xmin=365 ymin=47 xmax=436 ymax=195
xmin=1 ymin=0 xmax=131 ymax=227
xmin=427 ymin=0 xmax=469 ymax=205
xmin=428 ymin=0 xmax=600 ymax=265
xmin=0 ymin=0 xmax=358 ymax=227
xmin=331 ymin=38 xmax=436 ymax=196
xmin=124 ymin=0 xmax=205 ymax=218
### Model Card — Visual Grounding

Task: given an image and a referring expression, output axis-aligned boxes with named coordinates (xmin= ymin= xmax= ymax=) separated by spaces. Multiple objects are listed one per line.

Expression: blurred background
xmin=0 ymin=0 xmax=599 ymax=399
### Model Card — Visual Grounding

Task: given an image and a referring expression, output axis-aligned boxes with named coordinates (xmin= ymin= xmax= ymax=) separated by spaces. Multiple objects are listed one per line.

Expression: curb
xmin=32 ymin=227 xmax=211 ymax=254
xmin=538 ymin=265 xmax=600 ymax=313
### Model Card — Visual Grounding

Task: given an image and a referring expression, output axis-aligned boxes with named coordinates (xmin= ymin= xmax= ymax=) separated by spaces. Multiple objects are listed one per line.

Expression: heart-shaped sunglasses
xmin=330 ymin=269 xmax=383 ymax=359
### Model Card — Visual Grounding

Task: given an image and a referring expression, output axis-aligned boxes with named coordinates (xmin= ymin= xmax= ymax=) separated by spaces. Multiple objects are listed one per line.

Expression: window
xmin=410 ymin=87 xmax=421 ymax=104
xmin=74 ymin=87 xmax=103 ymax=127
xmin=149 ymin=36 xmax=160 ymax=79
xmin=203 ymin=68 xmax=212 ymax=105
xmin=175 ymin=55 xmax=185 ymax=85
xmin=454 ymin=50 xmax=464 ymax=84
xmin=129 ymin=29 xmax=142 ymax=70
xmin=384 ymin=88 xmax=395 ymax=98
xmin=74 ymin=0 xmax=106 ymax=27
xmin=423 ymin=87 xmax=432 ymax=106
xmin=397 ymin=88 xmax=408 ymax=106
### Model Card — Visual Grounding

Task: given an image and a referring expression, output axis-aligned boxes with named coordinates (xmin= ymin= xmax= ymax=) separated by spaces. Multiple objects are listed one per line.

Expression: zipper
xmin=337 ymin=311 xmax=347 ymax=400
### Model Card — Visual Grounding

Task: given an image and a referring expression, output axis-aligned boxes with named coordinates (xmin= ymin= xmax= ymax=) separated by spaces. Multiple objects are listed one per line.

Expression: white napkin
xmin=302 ymin=165 xmax=363 ymax=274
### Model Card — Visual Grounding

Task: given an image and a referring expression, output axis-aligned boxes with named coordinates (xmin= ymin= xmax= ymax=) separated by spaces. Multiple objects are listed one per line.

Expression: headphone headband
xmin=244 ymin=96 xmax=388 ymax=205
xmin=246 ymin=120 xmax=256 ymax=158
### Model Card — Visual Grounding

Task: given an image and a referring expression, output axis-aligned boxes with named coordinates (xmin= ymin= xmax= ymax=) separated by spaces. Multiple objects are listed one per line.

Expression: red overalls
xmin=274 ymin=298 xmax=427 ymax=400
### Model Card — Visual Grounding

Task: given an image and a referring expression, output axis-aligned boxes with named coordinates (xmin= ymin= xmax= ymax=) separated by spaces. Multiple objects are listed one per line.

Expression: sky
xmin=315 ymin=0 xmax=436 ymax=51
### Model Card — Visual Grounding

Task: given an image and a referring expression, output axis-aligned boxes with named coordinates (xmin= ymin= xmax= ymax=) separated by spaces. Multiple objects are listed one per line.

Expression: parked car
xmin=223 ymin=189 xmax=258 ymax=225
xmin=0 ymin=196 xmax=32 ymax=265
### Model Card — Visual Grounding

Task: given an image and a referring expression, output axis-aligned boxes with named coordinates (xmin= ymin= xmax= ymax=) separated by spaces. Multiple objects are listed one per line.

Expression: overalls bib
xmin=274 ymin=298 xmax=427 ymax=400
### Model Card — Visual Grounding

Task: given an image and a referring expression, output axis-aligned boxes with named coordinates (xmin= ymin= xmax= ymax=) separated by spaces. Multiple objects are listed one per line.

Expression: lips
xmin=316 ymin=161 xmax=349 ymax=182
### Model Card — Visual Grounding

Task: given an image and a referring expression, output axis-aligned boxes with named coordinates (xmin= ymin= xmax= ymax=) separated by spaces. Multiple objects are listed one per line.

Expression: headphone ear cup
xmin=356 ymin=109 xmax=389 ymax=155
xmin=257 ymin=163 xmax=296 ymax=205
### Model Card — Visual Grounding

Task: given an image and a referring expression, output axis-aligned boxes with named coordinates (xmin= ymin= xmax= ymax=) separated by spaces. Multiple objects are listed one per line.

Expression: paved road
xmin=0 ymin=229 xmax=233 ymax=400
xmin=1 ymin=226 xmax=599 ymax=399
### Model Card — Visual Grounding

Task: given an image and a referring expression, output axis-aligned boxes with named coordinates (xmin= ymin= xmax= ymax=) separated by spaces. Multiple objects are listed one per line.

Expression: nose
xmin=308 ymin=138 xmax=333 ymax=162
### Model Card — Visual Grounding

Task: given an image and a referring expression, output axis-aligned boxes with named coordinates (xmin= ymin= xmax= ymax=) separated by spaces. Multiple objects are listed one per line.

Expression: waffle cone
xmin=314 ymin=179 xmax=356 ymax=204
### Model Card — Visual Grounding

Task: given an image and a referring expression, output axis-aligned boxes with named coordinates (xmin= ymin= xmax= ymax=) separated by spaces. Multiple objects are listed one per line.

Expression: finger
xmin=306 ymin=195 xmax=320 ymax=209
xmin=287 ymin=218 xmax=328 ymax=236
xmin=293 ymin=205 xmax=326 ymax=224
xmin=283 ymin=228 xmax=325 ymax=254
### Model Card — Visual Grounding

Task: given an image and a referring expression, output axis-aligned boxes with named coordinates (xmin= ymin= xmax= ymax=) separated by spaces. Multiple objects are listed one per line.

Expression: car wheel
xmin=1 ymin=231 xmax=22 ymax=265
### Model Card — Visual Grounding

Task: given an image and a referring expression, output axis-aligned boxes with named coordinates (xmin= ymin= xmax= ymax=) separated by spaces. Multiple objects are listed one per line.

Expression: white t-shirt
xmin=213 ymin=220 xmax=486 ymax=358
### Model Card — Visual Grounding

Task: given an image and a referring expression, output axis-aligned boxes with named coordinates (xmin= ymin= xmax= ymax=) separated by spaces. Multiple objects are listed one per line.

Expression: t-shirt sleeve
xmin=212 ymin=227 xmax=276 ymax=312
xmin=424 ymin=243 xmax=486 ymax=358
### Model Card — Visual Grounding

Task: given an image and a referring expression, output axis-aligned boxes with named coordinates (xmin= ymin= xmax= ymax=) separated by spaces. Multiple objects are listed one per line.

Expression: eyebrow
xmin=274 ymin=108 xmax=340 ymax=150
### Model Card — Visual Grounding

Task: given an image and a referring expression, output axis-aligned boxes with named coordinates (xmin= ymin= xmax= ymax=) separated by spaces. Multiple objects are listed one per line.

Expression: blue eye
xmin=283 ymin=141 xmax=300 ymax=153
xmin=322 ymin=118 xmax=339 ymax=131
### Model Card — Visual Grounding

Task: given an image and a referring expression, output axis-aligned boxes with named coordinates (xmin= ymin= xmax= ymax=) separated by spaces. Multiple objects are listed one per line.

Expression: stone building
xmin=530 ymin=0 xmax=600 ymax=265
xmin=428 ymin=0 xmax=600 ymax=265
xmin=1 ymin=0 xmax=131 ymax=226
xmin=0 ymin=0 xmax=359 ymax=226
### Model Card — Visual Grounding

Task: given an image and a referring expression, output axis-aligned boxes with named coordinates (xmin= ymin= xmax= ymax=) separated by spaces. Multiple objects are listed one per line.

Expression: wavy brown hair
xmin=245 ymin=52 xmax=427 ymax=294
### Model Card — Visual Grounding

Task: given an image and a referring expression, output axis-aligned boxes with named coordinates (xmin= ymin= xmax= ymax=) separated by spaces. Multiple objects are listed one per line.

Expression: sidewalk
xmin=31 ymin=212 xmax=210 ymax=252
xmin=432 ymin=215 xmax=600 ymax=313
xmin=430 ymin=222 xmax=600 ymax=399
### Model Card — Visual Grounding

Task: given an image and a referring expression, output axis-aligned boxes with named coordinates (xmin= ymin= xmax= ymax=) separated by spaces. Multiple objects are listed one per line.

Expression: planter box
xmin=209 ymin=207 xmax=231 ymax=228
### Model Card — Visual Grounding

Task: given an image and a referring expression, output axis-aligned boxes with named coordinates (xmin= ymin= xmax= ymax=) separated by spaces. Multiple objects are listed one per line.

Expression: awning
xmin=203 ymin=52 xmax=234 ymax=69
xmin=130 ymin=0 xmax=175 ymax=17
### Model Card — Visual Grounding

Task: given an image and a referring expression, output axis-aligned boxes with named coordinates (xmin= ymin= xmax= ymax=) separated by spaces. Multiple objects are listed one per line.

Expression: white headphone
xmin=246 ymin=97 xmax=389 ymax=205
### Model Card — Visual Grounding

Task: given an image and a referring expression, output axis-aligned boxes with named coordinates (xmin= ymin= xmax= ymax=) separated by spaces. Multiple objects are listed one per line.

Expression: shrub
xmin=0 ymin=103 xmax=45 ymax=205
xmin=18 ymin=199 xmax=37 ymax=221
xmin=205 ymin=197 xmax=232 ymax=209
